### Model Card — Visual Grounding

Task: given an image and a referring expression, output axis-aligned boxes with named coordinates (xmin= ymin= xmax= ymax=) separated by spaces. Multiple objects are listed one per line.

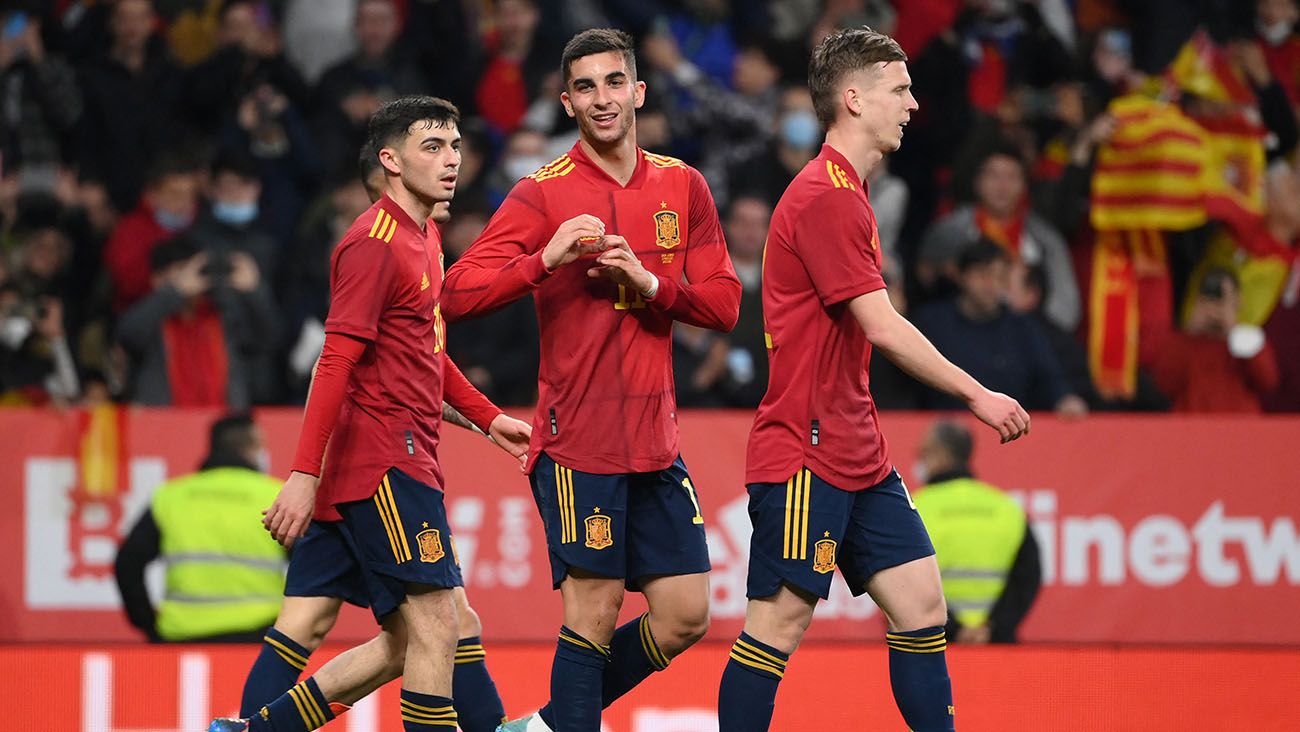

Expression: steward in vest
xmin=115 ymin=413 xmax=286 ymax=641
xmin=912 ymin=419 xmax=1041 ymax=643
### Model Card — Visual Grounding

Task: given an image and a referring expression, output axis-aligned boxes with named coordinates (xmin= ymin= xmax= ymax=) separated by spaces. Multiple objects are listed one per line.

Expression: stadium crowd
xmin=0 ymin=0 xmax=1297 ymax=414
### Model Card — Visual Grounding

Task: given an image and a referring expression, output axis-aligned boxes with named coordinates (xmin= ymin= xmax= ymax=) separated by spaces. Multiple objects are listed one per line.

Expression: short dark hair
xmin=561 ymin=28 xmax=636 ymax=85
xmin=211 ymin=150 xmax=260 ymax=181
xmin=365 ymin=95 xmax=460 ymax=159
xmin=144 ymin=152 xmax=203 ymax=188
xmin=210 ymin=413 xmax=257 ymax=456
xmin=930 ymin=419 xmax=973 ymax=468
xmin=957 ymin=237 xmax=1011 ymax=273
xmin=148 ymin=234 xmax=200 ymax=273
xmin=808 ymin=26 xmax=907 ymax=127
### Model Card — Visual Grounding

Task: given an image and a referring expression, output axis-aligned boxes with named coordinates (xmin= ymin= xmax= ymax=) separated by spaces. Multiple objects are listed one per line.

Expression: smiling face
xmin=381 ymin=119 xmax=461 ymax=206
xmin=561 ymin=50 xmax=645 ymax=148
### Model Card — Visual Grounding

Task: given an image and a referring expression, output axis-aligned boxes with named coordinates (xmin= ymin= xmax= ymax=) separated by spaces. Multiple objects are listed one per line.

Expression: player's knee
xmin=897 ymin=588 xmax=948 ymax=632
xmin=662 ymin=609 xmax=709 ymax=653
xmin=457 ymin=603 xmax=484 ymax=639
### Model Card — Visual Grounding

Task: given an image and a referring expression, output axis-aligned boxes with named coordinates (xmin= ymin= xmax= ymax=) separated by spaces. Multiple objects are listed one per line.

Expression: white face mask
xmin=1258 ymin=20 xmax=1295 ymax=46
xmin=504 ymin=155 xmax=549 ymax=182
xmin=254 ymin=448 xmax=272 ymax=474
xmin=911 ymin=461 xmax=930 ymax=486
xmin=0 ymin=316 xmax=32 ymax=350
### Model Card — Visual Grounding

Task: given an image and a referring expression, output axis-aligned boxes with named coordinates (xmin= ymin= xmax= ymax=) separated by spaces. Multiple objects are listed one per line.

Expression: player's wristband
xmin=641 ymin=275 xmax=660 ymax=300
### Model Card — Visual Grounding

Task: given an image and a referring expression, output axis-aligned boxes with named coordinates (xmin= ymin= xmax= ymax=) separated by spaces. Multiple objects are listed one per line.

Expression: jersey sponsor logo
xmin=813 ymin=532 xmax=837 ymax=574
xmin=420 ymin=272 xmax=431 ymax=291
xmin=417 ymin=527 xmax=445 ymax=563
xmin=527 ymin=155 xmax=576 ymax=182
xmin=584 ymin=508 xmax=613 ymax=550
xmin=369 ymin=208 xmax=399 ymax=243
xmin=654 ymin=209 xmax=681 ymax=249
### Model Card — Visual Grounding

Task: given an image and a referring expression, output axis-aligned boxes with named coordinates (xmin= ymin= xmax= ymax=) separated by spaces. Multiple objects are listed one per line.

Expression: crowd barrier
xmin=2 ymin=407 xmax=1297 ymax=644
xmin=1 ymin=643 xmax=1295 ymax=730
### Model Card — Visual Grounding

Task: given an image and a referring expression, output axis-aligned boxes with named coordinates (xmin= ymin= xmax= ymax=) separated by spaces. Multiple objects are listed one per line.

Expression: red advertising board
xmin=1 ymin=643 xmax=1297 ymax=731
xmin=2 ymin=408 xmax=1298 ymax=645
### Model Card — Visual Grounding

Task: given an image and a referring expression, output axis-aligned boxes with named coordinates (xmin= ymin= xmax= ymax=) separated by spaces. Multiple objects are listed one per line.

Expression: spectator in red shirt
xmin=1152 ymin=268 xmax=1281 ymax=412
xmin=1255 ymin=0 xmax=1300 ymax=109
xmin=474 ymin=0 xmax=551 ymax=136
xmin=103 ymin=155 xmax=202 ymax=312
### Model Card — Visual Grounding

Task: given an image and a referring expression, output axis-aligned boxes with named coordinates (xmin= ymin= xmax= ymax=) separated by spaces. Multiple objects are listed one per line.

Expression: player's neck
xmin=825 ymin=127 xmax=883 ymax=184
xmin=579 ymin=134 xmax=639 ymax=186
xmin=384 ymin=184 xmax=433 ymax=231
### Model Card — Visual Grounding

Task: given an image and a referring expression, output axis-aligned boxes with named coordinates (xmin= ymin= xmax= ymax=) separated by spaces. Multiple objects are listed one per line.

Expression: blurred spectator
xmin=644 ymin=33 xmax=782 ymax=205
xmin=912 ymin=239 xmax=1088 ymax=416
xmin=728 ymin=85 xmax=820 ymax=206
xmin=114 ymin=413 xmax=285 ymax=643
xmin=75 ymin=0 xmax=185 ymax=213
xmin=720 ymin=194 xmax=769 ymax=407
xmin=0 ymin=5 xmax=83 ymax=174
xmin=280 ymin=0 xmax=357 ymax=84
xmin=0 ymin=274 xmax=79 ymax=405
xmin=1152 ymin=268 xmax=1280 ymax=412
xmin=116 ymin=234 xmax=280 ymax=408
xmin=103 ymin=154 xmax=203 ymax=312
xmin=1254 ymin=0 xmax=1300 ymax=109
xmin=1264 ymin=263 xmax=1300 ymax=412
xmin=912 ymin=419 xmax=1041 ymax=644
xmin=672 ymin=321 xmax=730 ymax=407
xmin=651 ymin=0 xmax=736 ymax=90
xmin=442 ymin=202 xmax=540 ymax=406
xmin=918 ymin=146 xmax=1081 ymax=332
xmin=474 ymin=0 xmax=553 ymax=137
xmin=311 ymin=0 xmax=430 ymax=176
xmin=868 ymin=158 xmax=909 ymax=261
xmin=183 ymin=0 xmax=310 ymax=137
xmin=488 ymin=128 xmax=550 ymax=206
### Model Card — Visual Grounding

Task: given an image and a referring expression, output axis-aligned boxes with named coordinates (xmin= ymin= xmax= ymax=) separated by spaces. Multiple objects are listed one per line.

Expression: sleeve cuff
xmin=647 ymin=275 xmax=681 ymax=312
xmin=523 ymin=251 xmax=554 ymax=285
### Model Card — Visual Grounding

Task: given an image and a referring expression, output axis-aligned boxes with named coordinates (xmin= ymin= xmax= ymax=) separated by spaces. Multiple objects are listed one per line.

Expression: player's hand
xmin=263 ymin=471 xmax=318 ymax=547
xmin=541 ymin=215 xmax=608 ymax=270
xmin=956 ymin=623 xmax=992 ymax=644
xmin=587 ymin=236 xmax=655 ymax=294
xmin=967 ymin=388 xmax=1030 ymax=444
xmin=487 ymin=413 xmax=532 ymax=472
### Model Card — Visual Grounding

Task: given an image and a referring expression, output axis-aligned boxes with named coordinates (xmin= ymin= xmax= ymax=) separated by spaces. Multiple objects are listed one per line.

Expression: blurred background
xmin=0 ymin=0 xmax=1297 ymax=729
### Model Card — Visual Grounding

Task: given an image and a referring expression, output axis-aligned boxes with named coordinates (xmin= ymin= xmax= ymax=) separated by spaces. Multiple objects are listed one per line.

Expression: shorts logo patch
xmin=813 ymin=531 xmax=837 ymax=574
xmin=416 ymin=527 xmax=445 ymax=563
xmin=584 ymin=507 xmax=613 ymax=550
xmin=654 ymin=209 xmax=681 ymax=249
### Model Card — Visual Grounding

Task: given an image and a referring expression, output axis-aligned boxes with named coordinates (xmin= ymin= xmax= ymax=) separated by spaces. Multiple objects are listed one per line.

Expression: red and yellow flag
xmin=1088 ymin=230 xmax=1169 ymax=400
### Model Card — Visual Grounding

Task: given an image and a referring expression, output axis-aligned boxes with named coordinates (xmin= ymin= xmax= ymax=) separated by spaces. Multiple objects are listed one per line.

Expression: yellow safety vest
xmin=913 ymin=477 xmax=1026 ymax=628
xmin=151 ymin=466 xmax=286 ymax=641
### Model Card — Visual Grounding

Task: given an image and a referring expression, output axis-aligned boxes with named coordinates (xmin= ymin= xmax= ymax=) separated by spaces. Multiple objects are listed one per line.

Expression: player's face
xmin=388 ymin=119 xmax=461 ymax=206
xmin=561 ymin=51 xmax=646 ymax=147
xmin=853 ymin=61 xmax=917 ymax=153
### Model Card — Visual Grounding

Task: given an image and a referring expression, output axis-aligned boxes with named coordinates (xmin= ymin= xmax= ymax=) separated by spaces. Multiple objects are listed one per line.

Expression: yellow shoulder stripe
xmin=643 ymin=151 xmax=685 ymax=169
xmin=527 ymin=155 xmax=576 ymax=182
xmin=368 ymin=208 xmax=398 ymax=242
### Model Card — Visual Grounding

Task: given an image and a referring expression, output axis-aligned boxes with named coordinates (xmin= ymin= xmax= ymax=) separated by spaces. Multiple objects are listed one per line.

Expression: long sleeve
xmin=1240 ymin=339 xmax=1281 ymax=394
xmin=648 ymin=167 xmax=741 ymax=331
xmin=115 ymin=286 xmax=188 ymax=351
xmin=989 ymin=525 xmax=1043 ymax=643
xmin=442 ymin=354 xmax=502 ymax=432
xmin=114 ymin=509 xmax=162 ymax=642
xmin=289 ymin=332 xmax=366 ymax=476
xmin=442 ymin=179 xmax=554 ymax=321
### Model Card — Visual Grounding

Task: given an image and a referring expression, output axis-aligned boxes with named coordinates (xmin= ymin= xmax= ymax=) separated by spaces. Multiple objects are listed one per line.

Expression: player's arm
xmin=597 ymin=167 xmax=741 ymax=330
xmin=848 ymin=292 xmax=1028 ymax=443
xmin=443 ymin=353 xmax=532 ymax=467
xmin=441 ymin=178 xmax=604 ymax=321
xmin=442 ymin=402 xmax=482 ymax=434
xmin=264 ymin=238 xmax=394 ymax=546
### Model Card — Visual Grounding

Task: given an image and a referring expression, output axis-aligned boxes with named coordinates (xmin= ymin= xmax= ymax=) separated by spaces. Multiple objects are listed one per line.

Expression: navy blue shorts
xmin=746 ymin=467 xmax=934 ymax=600
xmin=320 ymin=468 xmax=462 ymax=623
xmin=530 ymin=452 xmax=711 ymax=590
xmin=283 ymin=520 xmax=370 ymax=608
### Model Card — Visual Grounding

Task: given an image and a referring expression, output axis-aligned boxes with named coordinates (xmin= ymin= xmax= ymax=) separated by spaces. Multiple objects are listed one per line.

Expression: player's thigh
xmin=742 ymin=584 xmax=818 ymax=655
xmin=625 ymin=456 xmax=711 ymax=590
xmin=744 ymin=468 xmax=854 ymax=603
xmin=865 ymin=555 xmax=946 ymax=632
xmin=559 ymin=569 xmax=626 ymax=640
xmin=530 ymin=452 xmax=629 ymax=587
xmin=335 ymin=469 xmax=463 ymax=625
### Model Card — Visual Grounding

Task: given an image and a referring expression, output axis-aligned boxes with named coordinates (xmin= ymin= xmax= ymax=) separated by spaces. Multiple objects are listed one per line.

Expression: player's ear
xmin=560 ymin=90 xmax=575 ymax=119
xmin=633 ymin=80 xmax=646 ymax=109
xmin=843 ymin=85 xmax=863 ymax=118
xmin=378 ymin=147 xmax=401 ymax=176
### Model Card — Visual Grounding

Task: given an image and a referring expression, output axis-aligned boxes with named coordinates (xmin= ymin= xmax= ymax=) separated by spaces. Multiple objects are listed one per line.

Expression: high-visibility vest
xmin=913 ymin=477 xmax=1026 ymax=628
xmin=151 ymin=467 xmax=286 ymax=641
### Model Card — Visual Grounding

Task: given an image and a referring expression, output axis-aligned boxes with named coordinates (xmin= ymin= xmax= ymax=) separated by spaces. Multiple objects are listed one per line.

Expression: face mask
xmin=504 ymin=155 xmax=549 ymax=182
xmin=780 ymin=111 xmax=820 ymax=150
xmin=154 ymin=208 xmax=193 ymax=232
xmin=254 ymin=448 xmax=272 ymax=474
xmin=212 ymin=200 xmax=259 ymax=226
xmin=1258 ymin=20 xmax=1295 ymax=46
xmin=911 ymin=461 xmax=930 ymax=486
xmin=1 ymin=316 xmax=32 ymax=349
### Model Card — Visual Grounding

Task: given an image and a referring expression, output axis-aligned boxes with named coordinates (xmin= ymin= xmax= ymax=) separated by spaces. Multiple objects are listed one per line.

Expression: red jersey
xmin=298 ymin=195 xmax=498 ymax=520
xmin=443 ymin=142 xmax=741 ymax=474
xmin=746 ymin=144 xmax=892 ymax=490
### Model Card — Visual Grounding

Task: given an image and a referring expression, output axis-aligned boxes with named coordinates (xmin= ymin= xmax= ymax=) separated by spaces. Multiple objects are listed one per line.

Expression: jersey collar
xmin=819 ymin=143 xmax=870 ymax=196
xmin=567 ymin=140 xmax=648 ymax=189
xmin=376 ymin=193 xmax=426 ymax=237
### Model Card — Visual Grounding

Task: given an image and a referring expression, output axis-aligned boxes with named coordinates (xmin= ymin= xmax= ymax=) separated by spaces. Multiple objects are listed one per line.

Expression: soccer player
xmin=715 ymin=28 xmax=1030 ymax=732
xmin=234 ymin=151 xmax=513 ymax=732
xmin=441 ymin=28 xmax=742 ymax=732
xmin=209 ymin=95 xmax=532 ymax=732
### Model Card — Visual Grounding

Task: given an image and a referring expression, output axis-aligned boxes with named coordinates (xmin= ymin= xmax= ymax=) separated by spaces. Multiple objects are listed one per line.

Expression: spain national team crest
xmin=654 ymin=209 xmax=681 ymax=249
xmin=417 ymin=528 xmax=445 ymax=563
xmin=584 ymin=508 xmax=613 ymax=550
xmin=813 ymin=533 xmax=837 ymax=574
